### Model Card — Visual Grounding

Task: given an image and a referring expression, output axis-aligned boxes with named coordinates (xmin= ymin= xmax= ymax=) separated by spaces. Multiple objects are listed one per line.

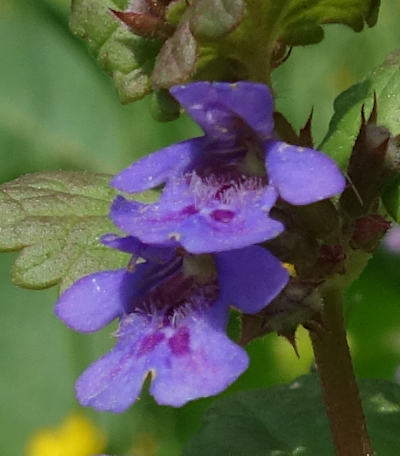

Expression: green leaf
xmin=0 ymin=0 xmax=158 ymax=178
xmin=0 ymin=171 xmax=129 ymax=292
xmin=68 ymin=0 xmax=379 ymax=97
xmin=183 ymin=375 xmax=400 ymax=456
xmin=280 ymin=0 xmax=378 ymax=46
xmin=207 ymin=0 xmax=379 ymax=84
xmin=150 ymin=89 xmax=181 ymax=122
xmin=321 ymin=50 xmax=400 ymax=169
xmin=366 ymin=0 xmax=381 ymax=27
xmin=152 ymin=21 xmax=197 ymax=89
xmin=189 ymin=0 xmax=245 ymax=41
xmin=70 ymin=0 xmax=159 ymax=102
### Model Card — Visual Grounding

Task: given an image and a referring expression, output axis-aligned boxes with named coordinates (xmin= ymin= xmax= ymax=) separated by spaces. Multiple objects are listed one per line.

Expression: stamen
xmin=188 ymin=172 xmax=265 ymax=209
xmin=126 ymin=272 xmax=219 ymax=331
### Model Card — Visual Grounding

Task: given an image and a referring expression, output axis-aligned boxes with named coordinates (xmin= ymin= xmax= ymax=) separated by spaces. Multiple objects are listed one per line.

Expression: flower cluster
xmin=55 ymin=82 xmax=345 ymax=412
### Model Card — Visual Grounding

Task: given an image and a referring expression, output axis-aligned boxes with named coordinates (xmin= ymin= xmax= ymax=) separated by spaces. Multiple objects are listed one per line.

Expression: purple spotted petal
xmin=215 ymin=245 xmax=289 ymax=314
xmin=75 ymin=317 xmax=150 ymax=412
xmin=176 ymin=187 xmax=283 ymax=253
xmin=110 ymin=183 xmax=284 ymax=253
xmin=55 ymin=269 xmax=132 ymax=332
xmin=150 ymin=301 xmax=248 ymax=406
xmin=265 ymin=140 xmax=346 ymax=205
xmin=76 ymin=298 xmax=247 ymax=411
xmin=111 ymin=138 xmax=204 ymax=193
xmin=171 ymin=82 xmax=274 ymax=140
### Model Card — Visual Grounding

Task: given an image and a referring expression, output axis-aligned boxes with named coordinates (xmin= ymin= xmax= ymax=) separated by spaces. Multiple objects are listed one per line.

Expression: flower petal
xmin=55 ymin=264 xmax=159 ymax=332
xmin=109 ymin=195 xmax=191 ymax=248
xmin=101 ymin=234 xmax=176 ymax=263
xmin=110 ymin=185 xmax=284 ymax=253
xmin=211 ymin=82 xmax=274 ymax=139
xmin=384 ymin=225 xmax=400 ymax=253
xmin=265 ymin=140 xmax=346 ymax=205
xmin=215 ymin=245 xmax=289 ymax=314
xmin=171 ymin=82 xmax=274 ymax=140
xmin=76 ymin=299 xmax=246 ymax=411
xmin=178 ymin=209 xmax=283 ymax=253
xmin=171 ymin=82 xmax=226 ymax=139
xmin=178 ymin=185 xmax=283 ymax=253
xmin=149 ymin=302 xmax=248 ymax=407
xmin=75 ymin=333 xmax=149 ymax=413
xmin=111 ymin=138 xmax=204 ymax=193
xmin=55 ymin=269 xmax=134 ymax=332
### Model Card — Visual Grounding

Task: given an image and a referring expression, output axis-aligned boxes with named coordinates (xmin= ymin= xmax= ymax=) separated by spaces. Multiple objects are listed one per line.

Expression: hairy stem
xmin=309 ymin=287 xmax=374 ymax=456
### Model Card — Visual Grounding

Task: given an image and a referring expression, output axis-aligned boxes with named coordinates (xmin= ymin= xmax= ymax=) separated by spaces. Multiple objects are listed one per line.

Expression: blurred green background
xmin=1 ymin=1 xmax=400 ymax=455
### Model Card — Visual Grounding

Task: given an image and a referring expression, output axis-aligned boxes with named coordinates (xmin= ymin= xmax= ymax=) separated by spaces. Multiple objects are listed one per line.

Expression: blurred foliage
xmin=183 ymin=375 xmax=400 ymax=455
xmin=1 ymin=1 xmax=400 ymax=456
xmin=0 ymin=0 xmax=200 ymax=183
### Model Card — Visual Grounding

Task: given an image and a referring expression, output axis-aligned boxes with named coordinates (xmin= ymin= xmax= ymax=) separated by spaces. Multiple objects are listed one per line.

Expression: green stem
xmin=309 ymin=287 xmax=374 ymax=456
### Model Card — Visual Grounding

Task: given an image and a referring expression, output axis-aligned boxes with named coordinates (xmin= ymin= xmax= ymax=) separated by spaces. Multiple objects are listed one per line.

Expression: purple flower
xmin=384 ymin=224 xmax=400 ymax=253
xmin=110 ymin=82 xmax=345 ymax=253
xmin=55 ymin=236 xmax=288 ymax=412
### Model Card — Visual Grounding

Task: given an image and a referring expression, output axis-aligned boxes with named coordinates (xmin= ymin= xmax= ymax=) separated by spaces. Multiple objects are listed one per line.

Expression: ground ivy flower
xmin=384 ymin=224 xmax=400 ymax=253
xmin=55 ymin=236 xmax=288 ymax=412
xmin=110 ymin=82 xmax=345 ymax=253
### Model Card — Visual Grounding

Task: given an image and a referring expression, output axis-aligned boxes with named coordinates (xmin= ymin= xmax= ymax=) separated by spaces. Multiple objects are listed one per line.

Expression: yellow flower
xmin=26 ymin=413 xmax=106 ymax=456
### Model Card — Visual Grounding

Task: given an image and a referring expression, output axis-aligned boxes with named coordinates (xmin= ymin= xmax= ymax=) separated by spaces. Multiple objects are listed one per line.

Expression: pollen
xmin=282 ymin=262 xmax=297 ymax=277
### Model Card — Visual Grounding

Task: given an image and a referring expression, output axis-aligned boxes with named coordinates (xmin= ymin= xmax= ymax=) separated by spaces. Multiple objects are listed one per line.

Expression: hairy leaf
xmin=210 ymin=0 xmax=379 ymax=84
xmin=70 ymin=0 xmax=159 ymax=102
xmin=69 ymin=0 xmax=379 ymax=98
xmin=280 ymin=0 xmax=379 ymax=46
xmin=0 ymin=171 xmax=129 ymax=292
xmin=152 ymin=21 xmax=197 ymax=89
xmin=321 ymin=50 xmax=400 ymax=170
xmin=183 ymin=375 xmax=400 ymax=456
xmin=189 ymin=0 xmax=245 ymax=41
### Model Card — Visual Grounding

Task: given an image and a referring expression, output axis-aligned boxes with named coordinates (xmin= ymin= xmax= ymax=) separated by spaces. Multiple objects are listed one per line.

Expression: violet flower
xmin=55 ymin=236 xmax=288 ymax=412
xmin=110 ymin=82 xmax=345 ymax=253
xmin=383 ymin=224 xmax=400 ymax=253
